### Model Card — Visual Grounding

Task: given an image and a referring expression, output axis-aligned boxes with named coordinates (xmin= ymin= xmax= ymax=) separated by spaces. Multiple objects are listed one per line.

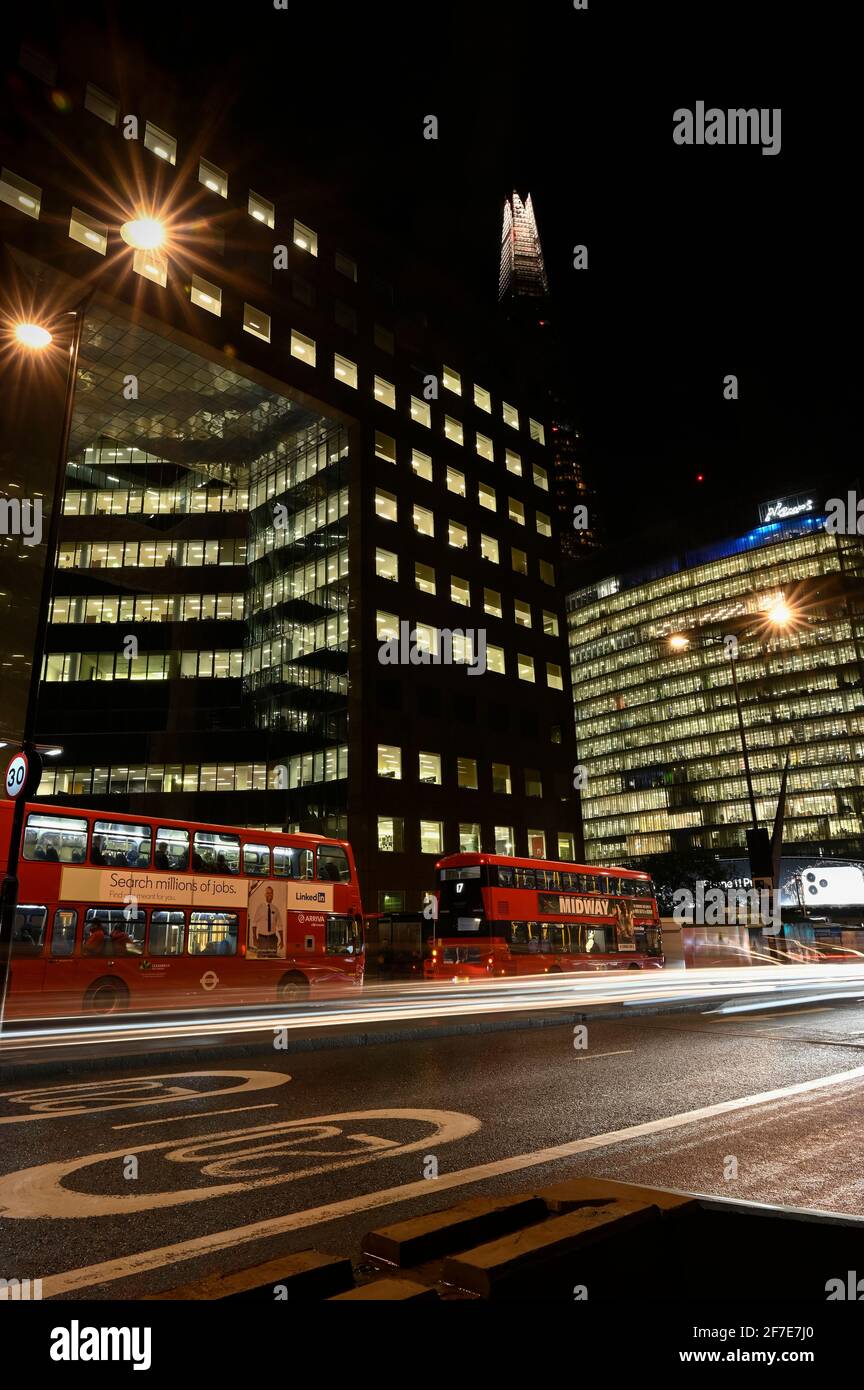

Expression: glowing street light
xmin=766 ymin=598 xmax=796 ymax=628
xmin=14 ymin=322 xmax=52 ymax=350
xmin=668 ymin=634 xmax=690 ymax=651
xmin=120 ymin=217 xmax=166 ymax=251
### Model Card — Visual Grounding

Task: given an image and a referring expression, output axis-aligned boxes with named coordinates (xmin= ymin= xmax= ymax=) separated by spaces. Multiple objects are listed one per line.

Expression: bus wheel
xmin=627 ymin=963 xmax=642 ymax=970
xmin=83 ymin=978 xmax=129 ymax=1015
xmin=277 ymin=972 xmax=310 ymax=1003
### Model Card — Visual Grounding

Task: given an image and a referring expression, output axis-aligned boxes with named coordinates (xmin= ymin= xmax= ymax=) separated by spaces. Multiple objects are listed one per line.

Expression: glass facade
xmin=567 ymin=515 xmax=864 ymax=862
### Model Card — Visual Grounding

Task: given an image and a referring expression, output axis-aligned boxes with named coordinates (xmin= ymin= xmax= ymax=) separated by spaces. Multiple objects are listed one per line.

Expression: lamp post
xmin=0 ymin=302 xmax=88 ymax=1020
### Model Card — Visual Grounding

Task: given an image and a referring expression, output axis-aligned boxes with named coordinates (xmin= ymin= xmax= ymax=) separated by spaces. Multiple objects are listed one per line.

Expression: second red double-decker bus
xmin=1 ymin=800 xmax=364 ymax=1018
xmin=425 ymin=852 xmax=664 ymax=979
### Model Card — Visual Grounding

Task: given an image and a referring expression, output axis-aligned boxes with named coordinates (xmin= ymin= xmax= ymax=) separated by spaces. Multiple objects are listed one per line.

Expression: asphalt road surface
xmin=2 ymin=999 xmax=864 ymax=1299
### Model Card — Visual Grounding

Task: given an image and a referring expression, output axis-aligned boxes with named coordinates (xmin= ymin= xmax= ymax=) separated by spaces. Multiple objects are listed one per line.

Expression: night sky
xmin=28 ymin=2 xmax=860 ymax=548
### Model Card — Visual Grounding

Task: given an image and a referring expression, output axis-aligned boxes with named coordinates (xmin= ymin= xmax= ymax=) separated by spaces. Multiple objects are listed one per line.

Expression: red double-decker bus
xmin=425 ymin=852 xmax=664 ymax=979
xmin=1 ymin=800 xmax=364 ymax=1018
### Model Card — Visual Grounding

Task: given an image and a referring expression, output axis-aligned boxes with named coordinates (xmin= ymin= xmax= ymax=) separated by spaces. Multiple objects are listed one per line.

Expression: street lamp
xmin=120 ymin=216 xmax=166 ymax=251
xmin=0 ymin=301 xmax=89 ymax=1021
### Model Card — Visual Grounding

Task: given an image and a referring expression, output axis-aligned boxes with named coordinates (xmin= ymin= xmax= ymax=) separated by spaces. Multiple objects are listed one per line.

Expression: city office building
xmin=567 ymin=496 xmax=864 ymax=864
xmin=0 ymin=29 xmax=580 ymax=910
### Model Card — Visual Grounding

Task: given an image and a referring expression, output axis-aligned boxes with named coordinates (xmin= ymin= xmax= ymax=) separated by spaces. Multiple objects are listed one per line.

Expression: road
xmin=2 ymin=998 xmax=864 ymax=1299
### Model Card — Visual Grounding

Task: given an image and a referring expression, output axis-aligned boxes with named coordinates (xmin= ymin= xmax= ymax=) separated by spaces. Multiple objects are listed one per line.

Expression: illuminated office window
xmin=373 ymin=433 xmax=395 ymax=465
xmin=487 ymin=645 xmax=505 ymax=674
xmin=502 ymin=401 xmax=519 ymax=429
xmin=444 ymin=416 xmax=463 ymax=446
xmin=495 ymin=826 xmax=515 ymax=855
xmin=542 ymin=610 xmax=559 ymax=636
xmin=525 ymin=768 xmax=543 ymax=796
xmin=375 ymin=490 xmax=397 ymax=523
xmin=484 ymin=588 xmax=502 ymax=618
xmin=375 ymin=548 xmax=398 ymax=582
xmin=481 ymin=535 xmax=499 ymax=564
xmin=506 ymin=450 xmax=522 ymax=476
xmin=415 ymin=562 xmax=436 ymax=595
xmin=529 ymin=418 xmax=546 ymax=445
xmin=334 ymin=353 xmax=358 ymax=387
xmin=459 ymin=824 xmax=481 ymax=852
xmin=546 ymin=661 xmax=564 ymax=690
xmin=376 ymin=611 xmax=399 ymax=641
xmin=458 ymin=758 xmax=478 ymax=790
xmin=446 ymin=467 xmax=466 ymax=497
xmin=451 ymin=576 xmax=470 ymax=607
xmin=421 ymin=821 xmax=444 ymax=855
xmin=518 ymin=654 xmax=536 ymax=683
xmin=419 ymin=752 xmax=442 ymax=785
xmin=291 ymin=329 xmax=316 ymax=365
xmin=133 ymin=249 xmax=167 ymax=287
xmin=509 ymin=498 xmax=525 ymax=526
xmin=474 ymin=384 xmax=491 ymax=413
xmin=442 ymin=365 xmax=462 ymax=395
xmin=536 ymin=510 xmax=552 ymax=537
xmin=414 ymin=505 xmax=434 ymax=538
xmin=411 ymin=397 xmax=431 ymax=427
xmin=294 ymin=220 xmax=318 ymax=255
xmin=448 ymin=520 xmax=468 ymax=549
xmin=492 ymin=763 xmax=512 ymax=795
xmin=374 ymin=376 xmax=396 ymax=408
xmin=533 ymin=463 xmax=549 ymax=491
xmin=514 ymin=599 xmax=532 ymax=628
xmin=528 ymin=828 xmax=547 ymax=858
xmin=190 ymin=274 xmax=222 ymax=315
xmin=378 ymin=817 xmax=403 ymax=852
xmin=412 ymin=449 xmax=433 ymax=482
xmin=69 ymin=208 xmax=107 ymax=255
xmin=243 ymin=304 xmax=271 ymax=342
xmin=558 ymin=833 xmax=576 ymax=861
xmin=0 ymin=168 xmax=40 ymax=218
xmin=476 ymin=433 xmax=494 ymax=462
xmin=512 ymin=547 xmax=528 ymax=575
xmin=377 ymin=745 xmax=402 ymax=779
xmin=199 ymin=159 xmax=227 ymax=197
xmin=144 ymin=121 xmax=177 ymax=164
xmin=478 ymin=482 xmax=496 ymax=512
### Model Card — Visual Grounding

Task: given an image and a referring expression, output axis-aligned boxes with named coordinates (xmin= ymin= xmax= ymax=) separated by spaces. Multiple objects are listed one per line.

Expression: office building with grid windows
xmin=567 ymin=499 xmax=864 ymax=865
xmin=0 ymin=27 xmax=580 ymax=910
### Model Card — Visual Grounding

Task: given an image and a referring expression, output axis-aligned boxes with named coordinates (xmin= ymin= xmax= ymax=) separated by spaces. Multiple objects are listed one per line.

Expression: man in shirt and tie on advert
xmin=249 ymin=882 xmax=285 ymax=957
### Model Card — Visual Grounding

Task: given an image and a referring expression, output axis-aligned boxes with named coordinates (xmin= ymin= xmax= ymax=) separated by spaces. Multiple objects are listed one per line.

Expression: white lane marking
xmin=0 ymin=1070 xmax=291 ymax=1124
xmin=37 ymin=1062 xmax=864 ymax=1298
xmin=112 ymin=1104 xmax=279 ymax=1131
xmin=0 ymin=1109 xmax=481 ymax=1219
xmin=573 ymin=1050 xmax=634 ymax=1061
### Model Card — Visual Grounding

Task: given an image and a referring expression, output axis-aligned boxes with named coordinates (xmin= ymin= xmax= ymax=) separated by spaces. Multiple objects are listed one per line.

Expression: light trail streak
xmin=3 ymin=964 xmax=864 ymax=1060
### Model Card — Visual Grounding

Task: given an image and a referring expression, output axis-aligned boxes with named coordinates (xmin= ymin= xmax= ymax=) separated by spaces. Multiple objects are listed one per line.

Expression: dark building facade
xmin=0 ymin=27 xmax=581 ymax=911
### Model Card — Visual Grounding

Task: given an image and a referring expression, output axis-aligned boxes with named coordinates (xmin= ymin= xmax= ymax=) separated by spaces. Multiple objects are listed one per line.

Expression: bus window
xmin=193 ymin=831 xmax=240 ymax=874
xmin=496 ymin=866 xmax=514 ymax=888
xmin=243 ymin=844 xmax=271 ymax=877
xmin=83 ymin=908 xmax=146 ymax=956
xmin=92 ymin=820 xmax=152 ymax=868
xmin=317 ymin=845 xmax=351 ymax=882
xmin=273 ymin=846 xmax=313 ymax=879
xmin=582 ymin=926 xmax=607 ymax=954
xmin=12 ymin=905 xmax=47 ymax=954
xmin=155 ymin=827 xmax=189 ymax=870
xmin=326 ymin=915 xmax=356 ymax=953
xmin=561 ymin=872 xmax=577 ymax=889
xmin=51 ymin=909 xmax=77 ymax=957
xmin=150 ymin=910 xmax=186 ymax=956
xmin=618 ymin=878 xmax=635 ymax=897
xmin=189 ymin=912 xmax=238 ymax=955
xmin=23 ymin=813 xmax=87 ymax=864
xmin=515 ymin=867 xmax=536 ymax=889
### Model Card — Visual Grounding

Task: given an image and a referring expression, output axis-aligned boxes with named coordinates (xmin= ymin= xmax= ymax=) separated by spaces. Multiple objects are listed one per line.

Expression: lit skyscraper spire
xmin=498 ymin=191 xmax=549 ymax=302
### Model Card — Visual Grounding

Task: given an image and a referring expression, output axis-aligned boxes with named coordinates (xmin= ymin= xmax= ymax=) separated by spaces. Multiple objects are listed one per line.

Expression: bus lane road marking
xmin=0 ymin=1069 xmax=291 ymax=1125
xmin=112 ymin=1103 xmax=281 ymax=1130
xmin=26 ymin=1061 xmax=864 ymax=1298
xmin=0 ymin=1108 xmax=481 ymax=1219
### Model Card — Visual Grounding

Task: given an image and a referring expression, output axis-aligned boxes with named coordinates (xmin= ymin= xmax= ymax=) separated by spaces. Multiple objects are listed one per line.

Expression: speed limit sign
xmin=5 ymin=753 xmax=29 ymax=799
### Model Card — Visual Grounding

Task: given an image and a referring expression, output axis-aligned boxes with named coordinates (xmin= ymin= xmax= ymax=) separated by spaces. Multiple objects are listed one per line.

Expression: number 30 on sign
xmin=5 ymin=753 xmax=29 ymax=799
